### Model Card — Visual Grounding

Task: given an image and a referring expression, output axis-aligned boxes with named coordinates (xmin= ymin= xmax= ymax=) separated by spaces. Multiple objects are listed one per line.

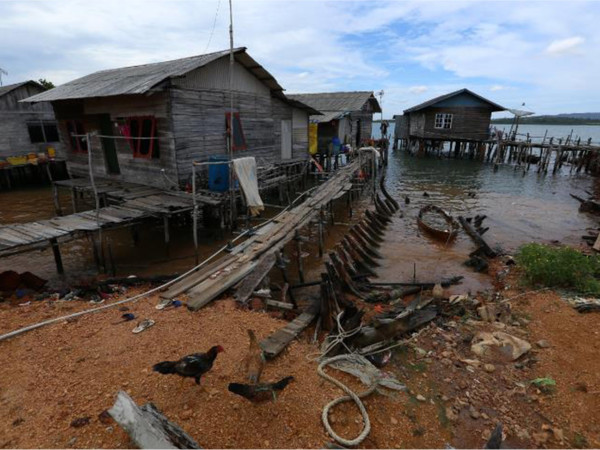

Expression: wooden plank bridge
xmin=158 ymin=160 xmax=362 ymax=309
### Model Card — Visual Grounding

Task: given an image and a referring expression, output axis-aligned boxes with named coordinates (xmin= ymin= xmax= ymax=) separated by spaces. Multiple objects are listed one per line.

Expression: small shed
xmin=395 ymin=89 xmax=504 ymax=145
xmin=287 ymin=91 xmax=381 ymax=151
xmin=0 ymin=81 xmax=64 ymax=159
xmin=24 ymin=48 xmax=319 ymax=188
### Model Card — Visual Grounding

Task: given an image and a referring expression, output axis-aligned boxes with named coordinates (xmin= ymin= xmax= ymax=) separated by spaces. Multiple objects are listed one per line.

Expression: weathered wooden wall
xmin=52 ymin=93 xmax=179 ymax=187
xmin=406 ymin=107 xmax=493 ymax=141
xmin=170 ymin=87 xmax=309 ymax=184
xmin=0 ymin=84 xmax=64 ymax=158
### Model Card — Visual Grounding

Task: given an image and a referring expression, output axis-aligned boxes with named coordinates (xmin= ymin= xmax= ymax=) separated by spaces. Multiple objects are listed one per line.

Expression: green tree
xmin=38 ymin=78 xmax=55 ymax=90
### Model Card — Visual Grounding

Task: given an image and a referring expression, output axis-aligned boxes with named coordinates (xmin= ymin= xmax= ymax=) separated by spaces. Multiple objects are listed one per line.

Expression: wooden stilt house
xmin=287 ymin=91 xmax=381 ymax=152
xmin=24 ymin=48 xmax=319 ymax=189
xmin=0 ymin=81 xmax=64 ymax=159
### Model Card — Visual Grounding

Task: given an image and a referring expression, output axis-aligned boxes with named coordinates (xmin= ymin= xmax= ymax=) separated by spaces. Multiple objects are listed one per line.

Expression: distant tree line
xmin=492 ymin=116 xmax=600 ymax=125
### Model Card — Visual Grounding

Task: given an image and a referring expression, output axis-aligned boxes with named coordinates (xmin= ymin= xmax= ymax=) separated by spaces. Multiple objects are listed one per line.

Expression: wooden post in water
xmin=49 ymin=238 xmax=64 ymax=275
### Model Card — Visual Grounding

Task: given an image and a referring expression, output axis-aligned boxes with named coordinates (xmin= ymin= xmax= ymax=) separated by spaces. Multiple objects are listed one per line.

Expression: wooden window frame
xmin=225 ymin=112 xmax=247 ymax=151
xmin=126 ymin=116 xmax=158 ymax=159
xmin=66 ymin=120 xmax=88 ymax=153
xmin=434 ymin=113 xmax=453 ymax=130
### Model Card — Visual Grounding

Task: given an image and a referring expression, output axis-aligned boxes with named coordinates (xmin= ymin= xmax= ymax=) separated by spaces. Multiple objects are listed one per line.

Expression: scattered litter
xmin=155 ymin=299 xmax=172 ymax=310
xmin=132 ymin=319 xmax=155 ymax=334
xmin=471 ymin=331 xmax=531 ymax=361
xmin=121 ymin=313 xmax=135 ymax=322
xmin=18 ymin=301 xmax=31 ymax=307
xmin=567 ymin=296 xmax=600 ymax=313
xmin=449 ymin=294 xmax=468 ymax=304
xmin=70 ymin=417 xmax=90 ymax=428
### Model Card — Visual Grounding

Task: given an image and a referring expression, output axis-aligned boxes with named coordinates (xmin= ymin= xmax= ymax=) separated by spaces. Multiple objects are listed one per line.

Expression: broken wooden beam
xmin=458 ymin=216 xmax=497 ymax=258
xmin=108 ymin=391 xmax=201 ymax=449
xmin=260 ymin=301 xmax=319 ymax=359
xmin=234 ymin=251 xmax=276 ymax=304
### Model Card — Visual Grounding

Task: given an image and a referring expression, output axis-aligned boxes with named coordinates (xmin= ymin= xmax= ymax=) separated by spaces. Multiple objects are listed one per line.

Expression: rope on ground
xmin=318 ymin=354 xmax=378 ymax=447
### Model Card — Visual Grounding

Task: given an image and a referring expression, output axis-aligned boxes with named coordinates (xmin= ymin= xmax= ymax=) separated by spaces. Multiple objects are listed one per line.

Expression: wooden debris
xmin=458 ymin=216 xmax=497 ymax=258
xmin=108 ymin=391 xmax=201 ymax=449
xmin=260 ymin=301 xmax=320 ymax=359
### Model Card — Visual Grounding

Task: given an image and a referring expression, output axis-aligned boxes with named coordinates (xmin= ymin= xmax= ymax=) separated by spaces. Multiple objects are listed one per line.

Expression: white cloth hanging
xmin=232 ymin=157 xmax=264 ymax=216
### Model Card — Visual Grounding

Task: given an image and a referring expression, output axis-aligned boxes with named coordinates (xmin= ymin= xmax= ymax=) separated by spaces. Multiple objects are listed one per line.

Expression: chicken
xmin=153 ymin=345 xmax=224 ymax=385
xmin=485 ymin=423 xmax=503 ymax=449
xmin=243 ymin=329 xmax=265 ymax=384
xmin=228 ymin=376 xmax=294 ymax=402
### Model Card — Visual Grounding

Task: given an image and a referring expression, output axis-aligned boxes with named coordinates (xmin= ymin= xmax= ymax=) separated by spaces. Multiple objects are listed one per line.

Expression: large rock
xmin=471 ymin=331 xmax=531 ymax=361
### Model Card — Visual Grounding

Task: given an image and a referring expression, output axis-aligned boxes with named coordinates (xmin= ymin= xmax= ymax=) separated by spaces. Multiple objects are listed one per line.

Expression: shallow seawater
xmin=373 ymin=151 xmax=599 ymax=293
xmin=0 ymin=155 xmax=598 ymax=293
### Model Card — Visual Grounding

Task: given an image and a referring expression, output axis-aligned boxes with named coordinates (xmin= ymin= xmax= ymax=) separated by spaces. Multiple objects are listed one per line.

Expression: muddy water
xmin=377 ymin=152 xmax=598 ymax=293
xmin=0 ymin=156 xmax=598 ymax=292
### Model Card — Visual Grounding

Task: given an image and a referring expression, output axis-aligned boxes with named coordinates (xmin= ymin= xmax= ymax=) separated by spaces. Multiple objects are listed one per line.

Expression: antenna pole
xmin=227 ymin=0 xmax=236 ymax=228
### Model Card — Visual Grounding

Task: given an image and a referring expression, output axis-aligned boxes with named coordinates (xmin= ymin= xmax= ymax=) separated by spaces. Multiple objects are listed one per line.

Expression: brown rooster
xmin=228 ymin=376 xmax=294 ymax=402
xmin=243 ymin=329 xmax=265 ymax=384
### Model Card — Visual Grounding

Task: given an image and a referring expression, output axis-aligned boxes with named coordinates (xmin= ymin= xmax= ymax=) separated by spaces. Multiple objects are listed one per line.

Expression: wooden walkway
xmin=0 ymin=178 xmax=203 ymax=261
xmin=159 ymin=160 xmax=363 ymax=311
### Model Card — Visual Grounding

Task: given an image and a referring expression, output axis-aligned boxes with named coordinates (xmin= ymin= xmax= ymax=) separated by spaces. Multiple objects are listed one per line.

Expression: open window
xmin=27 ymin=122 xmax=60 ymax=144
xmin=225 ymin=112 xmax=247 ymax=151
xmin=66 ymin=120 xmax=88 ymax=153
xmin=434 ymin=113 xmax=453 ymax=129
xmin=126 ymin=116 xmax=160 ymax=159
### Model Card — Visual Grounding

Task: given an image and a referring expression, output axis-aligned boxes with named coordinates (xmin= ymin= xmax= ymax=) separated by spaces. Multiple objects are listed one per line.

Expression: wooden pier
xmin=396 ymin=131 xmax=600 ymax=175
xmin=157 ymin=156 xmax=373 ymax=312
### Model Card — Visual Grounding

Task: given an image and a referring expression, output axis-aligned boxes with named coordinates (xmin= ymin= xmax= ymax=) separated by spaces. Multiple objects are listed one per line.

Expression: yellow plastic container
xmin=47 ymin=146 xmax=56 ymax=159
xmin=7 ymin=156 xmax=28 ymax=166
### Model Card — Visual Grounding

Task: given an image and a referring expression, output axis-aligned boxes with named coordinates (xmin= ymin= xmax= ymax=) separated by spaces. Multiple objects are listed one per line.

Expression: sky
xmin=0 ymin=0 xmax=597 ymax=118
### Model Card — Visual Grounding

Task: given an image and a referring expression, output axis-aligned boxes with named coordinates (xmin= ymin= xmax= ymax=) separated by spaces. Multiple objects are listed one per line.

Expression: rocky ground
xmin=0 ymin=258 xmax=599 ymax=448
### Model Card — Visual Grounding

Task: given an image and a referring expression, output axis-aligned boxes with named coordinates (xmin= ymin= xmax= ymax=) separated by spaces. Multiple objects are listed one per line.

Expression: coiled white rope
xmin=318 ymin=354 xmax=378 ymax=447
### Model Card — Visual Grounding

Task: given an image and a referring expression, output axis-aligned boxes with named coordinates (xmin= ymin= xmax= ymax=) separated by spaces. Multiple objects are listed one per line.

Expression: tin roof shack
xmin=0 ymin=81 xmax=64 ymax=159
xmin=24 ymin=48 xmax=318 ymax=188
xmin=395 ymin=89 xmax=504 ymax=144
xmin=287 ymin=91 xmax=381 ymax=151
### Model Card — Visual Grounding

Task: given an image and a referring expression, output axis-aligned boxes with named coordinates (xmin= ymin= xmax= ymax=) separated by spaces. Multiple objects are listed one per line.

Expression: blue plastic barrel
xmin=208 ymin=155 xmax=229 ymax=192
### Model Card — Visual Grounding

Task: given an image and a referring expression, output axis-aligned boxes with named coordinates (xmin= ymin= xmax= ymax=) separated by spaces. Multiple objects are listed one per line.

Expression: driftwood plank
xmin=234 ymin=251 xmax=276 ymax=304
xmin=108 ymin=391 xmax=200 ymax=449
xmin=260 ymin=301 xmax=319 ymax=359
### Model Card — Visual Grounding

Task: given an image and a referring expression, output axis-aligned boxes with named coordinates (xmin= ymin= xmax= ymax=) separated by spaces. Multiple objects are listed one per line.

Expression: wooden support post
xmin=318 ymin=207 xmax=324 ymax=258
xmin=163 ymin=215 xmax=170 ymax=257
xmin=277 ymin=251 xmax=296 ymax=307
xmin=71 ymin=187 xmax=78 ymax=213
xmin=192 ymin=164 xmax=199 ymax=265
xmin=295 ymin=230 xmax=305 ymax=283
xmin=51 ymin=183 xmax=63 ymax=216
xmin=50 ymin=238 xmax=64 ymax=274
xmin=91 ymin=233 xmax=101 ymax=271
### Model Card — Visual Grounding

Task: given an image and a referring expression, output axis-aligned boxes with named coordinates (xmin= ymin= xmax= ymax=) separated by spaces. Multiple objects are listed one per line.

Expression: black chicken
xmin=228 ymin=376 xmax=294 ymax=402
xmin=153 ymin=345 xmax=224 ymax=385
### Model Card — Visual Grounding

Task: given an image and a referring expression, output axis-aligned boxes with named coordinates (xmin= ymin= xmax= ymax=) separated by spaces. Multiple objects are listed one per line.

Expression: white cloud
xmin=0 ymin=1 xmax=598 ymax=115
xmin=545 ymin=36 xmax=585 ymax=55
xmin=409 ymin=86 xmax=428 ymax=94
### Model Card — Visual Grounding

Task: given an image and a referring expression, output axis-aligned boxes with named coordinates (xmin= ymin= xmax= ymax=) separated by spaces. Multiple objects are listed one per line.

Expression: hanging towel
xmin=233 ymin=157 xmax=264 ymax=216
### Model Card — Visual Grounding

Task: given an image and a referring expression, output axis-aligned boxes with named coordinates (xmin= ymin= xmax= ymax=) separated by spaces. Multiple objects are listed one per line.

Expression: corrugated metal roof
xmin=287 ymin=91 xmax=382 ymax=118
xmin=0 ymin=80 xmax=42 ymax=98
xmin=24 ymin=48 xmax=290 ymax=102
xmin=404 ymin=88 xmax=505 ymax=113
xmin=309 ymin=111 xmax=347 ymax=123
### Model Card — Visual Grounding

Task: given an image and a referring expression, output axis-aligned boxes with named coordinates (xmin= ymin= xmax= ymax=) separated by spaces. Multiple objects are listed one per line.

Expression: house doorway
xmin=99 ymin=114 xmax=120 ymax=175
xmin=355 ymin=119 xmax=362 ymax=147
xmin=281 ymin=119 xmax=292 ymax=160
